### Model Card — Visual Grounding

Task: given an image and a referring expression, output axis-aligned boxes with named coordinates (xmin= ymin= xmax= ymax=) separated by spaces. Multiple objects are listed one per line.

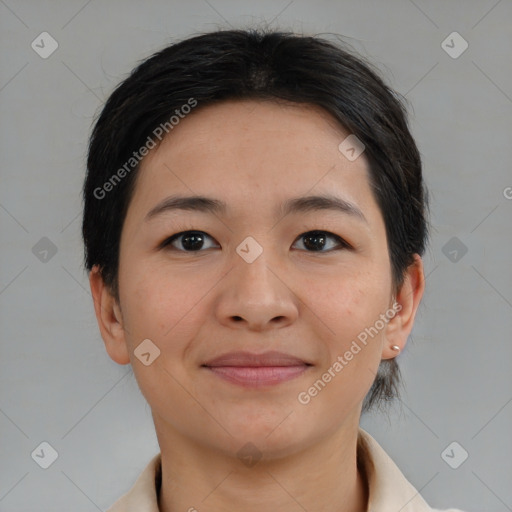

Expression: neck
xmin=156 ymin=424 xmax=369 ymax=512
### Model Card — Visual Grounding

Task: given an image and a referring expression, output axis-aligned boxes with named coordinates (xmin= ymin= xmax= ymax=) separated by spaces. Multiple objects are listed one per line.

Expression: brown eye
xmin=293 ymin=230 xmax=350 ymax=252
xmin=162 ymin=231 xmax=219 ymax=252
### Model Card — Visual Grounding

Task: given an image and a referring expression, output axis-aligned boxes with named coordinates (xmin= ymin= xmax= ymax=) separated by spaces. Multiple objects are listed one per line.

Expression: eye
xmin=292 ymin=230 xmax=351 ymax=252
xmin=161 ymin=231 xmax=219 ymax=252
xmin=161 ymin=229 xmax=351 ymax=253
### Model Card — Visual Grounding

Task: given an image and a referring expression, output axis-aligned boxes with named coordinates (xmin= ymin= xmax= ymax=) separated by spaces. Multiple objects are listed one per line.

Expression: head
xmin=83 ymin=29 xmax=427 ymax=458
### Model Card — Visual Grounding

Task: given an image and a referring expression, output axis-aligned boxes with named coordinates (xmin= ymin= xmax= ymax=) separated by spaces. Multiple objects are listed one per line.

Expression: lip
xmin=202 ymin=351 xmax=312 ymax=388
xmin=203 ymin=350 xmax=310 ymax=367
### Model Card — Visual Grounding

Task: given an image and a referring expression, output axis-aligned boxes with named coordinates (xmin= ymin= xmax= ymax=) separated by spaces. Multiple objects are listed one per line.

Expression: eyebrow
xmin=145 ymin=193 xmax=367 ymax=223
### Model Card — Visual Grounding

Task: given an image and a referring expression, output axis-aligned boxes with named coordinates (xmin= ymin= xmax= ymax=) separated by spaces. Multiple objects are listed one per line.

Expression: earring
xmin=391 ymin=345 xmax=401 ymax=355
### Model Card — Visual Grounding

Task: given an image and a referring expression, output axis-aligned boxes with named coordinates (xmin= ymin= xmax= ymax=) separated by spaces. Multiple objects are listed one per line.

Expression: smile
xmin=202 ymin=351 xmax=312 ymax=388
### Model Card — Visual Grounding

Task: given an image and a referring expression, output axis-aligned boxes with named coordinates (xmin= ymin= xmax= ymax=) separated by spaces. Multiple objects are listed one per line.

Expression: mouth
xmin=201 ymin=351 xmax=312 ymax=388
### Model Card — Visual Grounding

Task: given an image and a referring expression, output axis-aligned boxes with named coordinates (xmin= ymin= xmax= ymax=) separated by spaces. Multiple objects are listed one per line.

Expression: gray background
xmin=1 ymin=1 xmax=511 ymax=511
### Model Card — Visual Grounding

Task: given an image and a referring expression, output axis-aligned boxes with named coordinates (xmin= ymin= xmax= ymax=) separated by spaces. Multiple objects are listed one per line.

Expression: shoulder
xmin=358 ymin=428 xmax=467 ymax=512
xmin=106 ymin=453 xmax=162 ymax=512
xmin=431 ymin=509 xmax=467 ymax=512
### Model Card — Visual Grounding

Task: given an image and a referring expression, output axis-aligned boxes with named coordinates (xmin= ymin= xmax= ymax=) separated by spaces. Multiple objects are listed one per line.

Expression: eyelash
xmin=160 ymin=229 xmax=352 ymax=253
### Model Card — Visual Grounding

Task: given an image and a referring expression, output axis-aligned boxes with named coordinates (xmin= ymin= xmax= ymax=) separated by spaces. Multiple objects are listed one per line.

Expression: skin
xmin=89 ymin=100 xmax=424 ymax=512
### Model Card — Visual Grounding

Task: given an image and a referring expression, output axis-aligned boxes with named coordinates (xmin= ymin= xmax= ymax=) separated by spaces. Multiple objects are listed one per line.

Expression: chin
xmin=217 ymin=410 xmax=314 ymax=459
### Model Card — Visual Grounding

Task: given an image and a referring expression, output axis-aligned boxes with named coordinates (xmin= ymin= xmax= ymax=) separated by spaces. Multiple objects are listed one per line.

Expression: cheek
xmin=308 ymin=267 xmax=389 ymax=333
xmin=307 ymin=268 xmax=391 ymax=392
xmin=305 ymin=277 xmax=388 ymax=405
xmin=119 ymin=260 xmax=216 ymax=359
xmin=119 ymin=267 xmax=204 ymax=402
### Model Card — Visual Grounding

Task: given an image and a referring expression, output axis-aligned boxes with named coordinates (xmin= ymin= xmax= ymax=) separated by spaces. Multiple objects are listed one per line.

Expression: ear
xmin=89 ymin=265 xmax=130 ymax=365
xmin=381 ymin=254 xmax=425 ymax=360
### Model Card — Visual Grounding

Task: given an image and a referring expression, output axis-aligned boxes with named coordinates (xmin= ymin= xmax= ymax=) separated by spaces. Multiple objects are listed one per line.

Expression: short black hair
xmin=82 ymin=29 xmax=429 ymax=413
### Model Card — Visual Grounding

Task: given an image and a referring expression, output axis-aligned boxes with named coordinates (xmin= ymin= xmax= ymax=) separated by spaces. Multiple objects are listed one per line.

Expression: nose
xmin=214 ymin=248 xmax=299 ymax=332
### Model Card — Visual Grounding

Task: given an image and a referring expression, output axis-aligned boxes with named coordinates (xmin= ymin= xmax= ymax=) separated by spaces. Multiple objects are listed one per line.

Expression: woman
xmin=82 ymin=29 xmax=465 ymax=512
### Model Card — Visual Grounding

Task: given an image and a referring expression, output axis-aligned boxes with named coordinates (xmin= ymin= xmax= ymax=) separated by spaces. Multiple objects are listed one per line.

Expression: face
xmin=93 ymin=100 xmax=420 ymax=460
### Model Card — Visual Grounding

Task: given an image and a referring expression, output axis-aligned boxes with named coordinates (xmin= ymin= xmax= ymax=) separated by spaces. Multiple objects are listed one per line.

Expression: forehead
xmin=126 ymin=100 xmax=378 ymax=224
xmin=152 ymin=99 xmax=351 ymax=162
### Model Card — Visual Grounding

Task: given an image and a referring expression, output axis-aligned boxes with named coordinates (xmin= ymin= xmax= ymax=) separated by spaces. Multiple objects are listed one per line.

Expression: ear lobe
xmin=89 ymin=265 xmax=131 ymax=365
xmin=382 ymin=254 xmax=425 ymax=360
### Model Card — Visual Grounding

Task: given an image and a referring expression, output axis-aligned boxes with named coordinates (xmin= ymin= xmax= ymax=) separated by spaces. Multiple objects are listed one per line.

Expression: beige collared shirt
xmin=107 ymin=428 xmax=465 ymax=512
